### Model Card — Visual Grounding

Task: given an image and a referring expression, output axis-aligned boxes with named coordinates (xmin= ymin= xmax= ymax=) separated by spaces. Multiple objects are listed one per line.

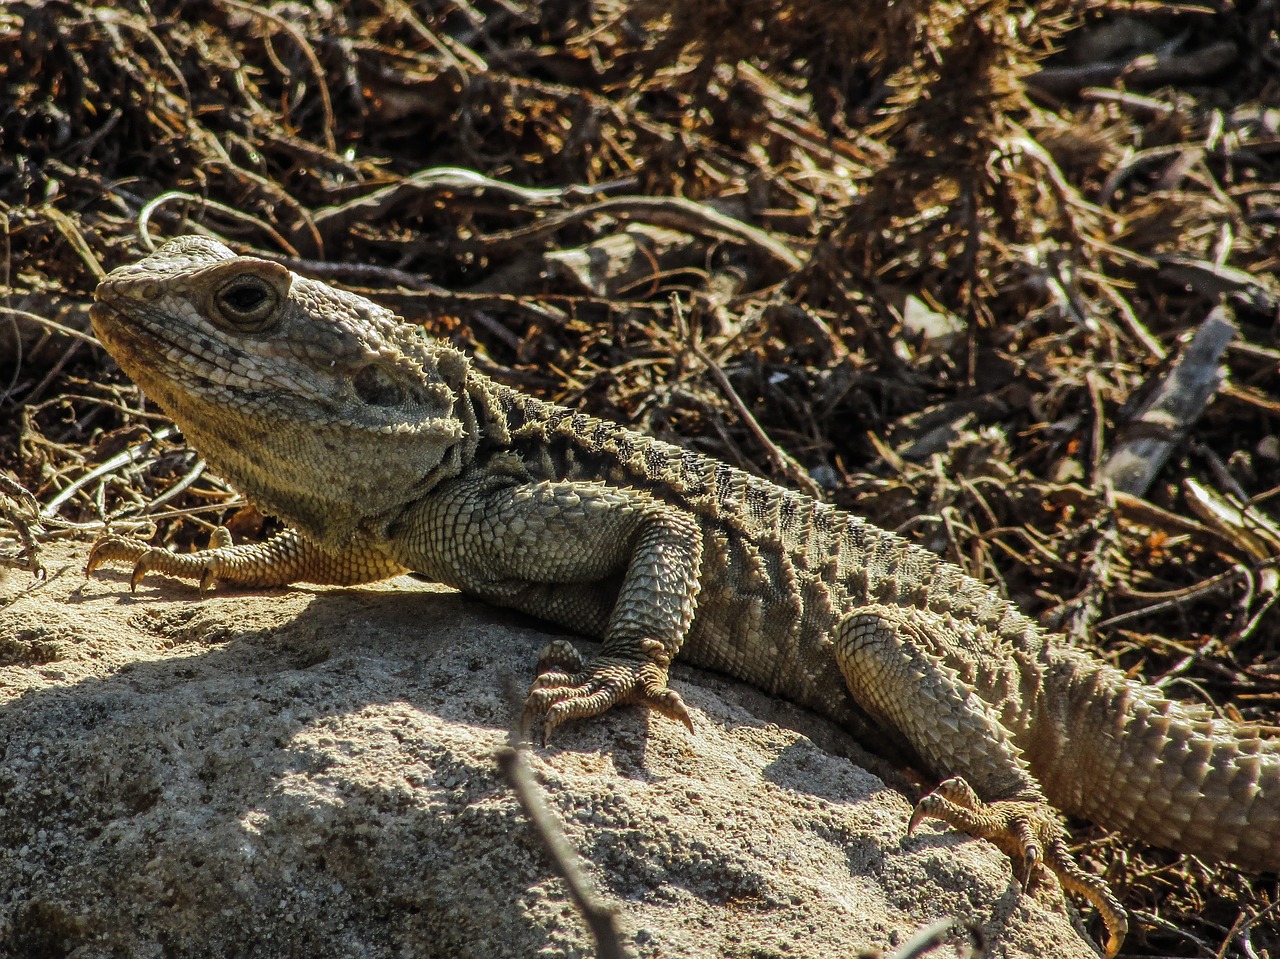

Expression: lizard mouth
xmin=88 ymin=300 xmax=148 ymax=356
xmin=88 ymin=301 xmax=189 ymax=396
xmin=87 ymin=299 xmax=233 ymax=439
xmin=89 ymin=300 xmax=183 ymax=363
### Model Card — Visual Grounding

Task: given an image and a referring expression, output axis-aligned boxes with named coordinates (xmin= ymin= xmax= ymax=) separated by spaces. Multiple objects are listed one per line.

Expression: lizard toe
xmin=1046 ymin=835 xmax=1127 ymax=959
xmin=523 ymin=667 xmax=631 ymax=742
xmin=535 ymin=639 xmax=586 ymax=676
xmin=542 ymin=683 xmax=626 ymax=741
xmin=87 ymin=535 xmax=149 ymax=577
xmin=910 ymin=779 xmax=1048 ymax=884
xmin=1011 ymin=816 xmax=1042 ymax=886
xmin=89 ymin=532 xmax=232 ymax=597
xmin=129 ymin=547 xmax=224 ymax=597
xmin=643 ymin=683 xmax=694 ymax=732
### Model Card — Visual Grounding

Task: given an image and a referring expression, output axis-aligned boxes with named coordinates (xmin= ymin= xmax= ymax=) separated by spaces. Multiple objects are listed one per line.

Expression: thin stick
xmin=496 ymin=746 xmax=633 ymax=959
xmin=41 ymin=425 xmax=179 ymax=519
xmin=674 ymin=296 xmax=821 ymax=497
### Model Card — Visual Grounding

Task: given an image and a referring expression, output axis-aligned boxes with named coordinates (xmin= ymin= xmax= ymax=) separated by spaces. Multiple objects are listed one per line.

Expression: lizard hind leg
xmin=909 ymin=776 xmax=1127 ymax=958
xmin=833 ymin=604 xmax=1126 ymax=957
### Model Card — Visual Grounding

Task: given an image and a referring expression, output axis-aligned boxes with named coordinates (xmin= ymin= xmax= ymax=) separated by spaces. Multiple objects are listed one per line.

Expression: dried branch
xmin=1099 ymin=307 xmax=1237 ymax=497
xmin=496 ymin=746 xmax=635 ymax=959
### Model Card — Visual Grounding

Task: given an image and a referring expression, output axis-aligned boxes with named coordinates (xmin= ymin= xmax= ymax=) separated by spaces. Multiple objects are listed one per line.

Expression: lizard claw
xmin=88 ymin=530 xmax=232 ymax=597
xmin=909 ymin=776 xmax=1126 ymax=958
xmin=523 ymin=640 xmax=693 ymax=742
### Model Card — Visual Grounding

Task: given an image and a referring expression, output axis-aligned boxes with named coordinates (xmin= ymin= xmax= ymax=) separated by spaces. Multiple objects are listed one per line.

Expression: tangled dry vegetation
xmin=1 ymin=0 xmax=1279 ymax=955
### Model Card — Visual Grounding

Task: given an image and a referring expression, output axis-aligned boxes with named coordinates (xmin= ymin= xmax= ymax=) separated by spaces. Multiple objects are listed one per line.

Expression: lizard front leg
xmin=401 ymin=476 xmax=703 ymax=739
xmin=88 ymin=527 xmax=409 ymax=595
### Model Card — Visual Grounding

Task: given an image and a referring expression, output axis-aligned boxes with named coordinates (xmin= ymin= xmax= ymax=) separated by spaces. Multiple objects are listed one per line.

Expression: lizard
xmin=85 ymin=235 xmax=1280 ymax=958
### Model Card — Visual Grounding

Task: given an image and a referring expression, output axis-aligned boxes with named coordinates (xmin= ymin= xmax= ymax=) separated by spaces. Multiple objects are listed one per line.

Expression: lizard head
xmin=91 ymin=235 xmax=474 ymax=546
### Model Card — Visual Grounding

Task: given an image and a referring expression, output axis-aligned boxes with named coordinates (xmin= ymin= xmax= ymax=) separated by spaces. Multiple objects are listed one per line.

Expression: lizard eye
xmin=213 ymin=275 xmax=280 ymax=329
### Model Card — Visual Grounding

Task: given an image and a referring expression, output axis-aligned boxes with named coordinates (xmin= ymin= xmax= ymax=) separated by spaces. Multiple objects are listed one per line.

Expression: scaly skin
xmin=87 ymin=237 xmax=1280 ymax=957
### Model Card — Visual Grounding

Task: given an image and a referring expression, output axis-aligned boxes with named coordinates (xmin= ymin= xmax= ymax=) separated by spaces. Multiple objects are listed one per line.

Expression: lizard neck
xmin=170 ymin=351 xmax=487 ymax=552
xmin=461 ymin=368 xmax=518 ymax=452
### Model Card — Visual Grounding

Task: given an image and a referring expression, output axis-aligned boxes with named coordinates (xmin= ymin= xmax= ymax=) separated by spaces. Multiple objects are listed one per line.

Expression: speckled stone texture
xmin=0 ymin=544 xmax=1096 ymax=959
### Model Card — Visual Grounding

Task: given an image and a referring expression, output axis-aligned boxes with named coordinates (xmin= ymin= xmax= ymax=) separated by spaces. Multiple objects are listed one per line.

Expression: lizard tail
xmin=1038 ymin=651 xmax=1280 ymax=872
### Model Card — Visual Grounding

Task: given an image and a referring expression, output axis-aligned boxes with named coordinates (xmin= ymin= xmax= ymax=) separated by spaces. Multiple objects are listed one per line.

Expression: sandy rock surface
xmin=0 ymin=542 xmax=1098 ymax=958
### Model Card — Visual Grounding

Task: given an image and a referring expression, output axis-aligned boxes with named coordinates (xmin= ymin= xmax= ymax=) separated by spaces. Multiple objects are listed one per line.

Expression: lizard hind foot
xmin=909 ymin=776 xmax=1127 ymax=959
xmin=523 ymin=639 xmax=693 ymax=743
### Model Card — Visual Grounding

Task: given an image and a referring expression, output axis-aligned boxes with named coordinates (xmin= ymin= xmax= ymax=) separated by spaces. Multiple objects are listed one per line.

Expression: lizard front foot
xmin=910 ymin=776 xmax=1127 ymax=958
xmin=88 ymin=527 xmax=236 ymax=596
xmin=523 ymin=638 xmax=694 ymax=742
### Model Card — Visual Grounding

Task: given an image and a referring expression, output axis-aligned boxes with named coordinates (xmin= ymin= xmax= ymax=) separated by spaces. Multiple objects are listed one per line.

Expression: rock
xmin=0 ymin=543 xmax=1097 ymax=959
